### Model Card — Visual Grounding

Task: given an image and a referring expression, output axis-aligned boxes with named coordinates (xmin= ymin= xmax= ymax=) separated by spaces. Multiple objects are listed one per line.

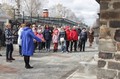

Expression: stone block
xmin=98 ymin=60 xmax=106 ymax=68
xmin=99 ymin=52 xmax=113 ymax=59
xmin=115 ymin=53 xmax=120 ymax=61
xmin=99 ymin=25 xmax=111 ymax=39
xmin=110 ymin=21 xmax=120 ymax=28
xmin=100 ymin=20 xmax=107 ymax=25
xmin=101 ymin=2 xmax=109 ymax=10
xmin=113 ymin=2 xmax=120 ymax=9
xmin=117 ymin=42 xmax=120 ymax=51
xmin=114 ymin=30 xmax=120 ymax=42
xmin=108 ymin=61 xmax=120 ymax=70
xmin=118 ymin=72 xmax=120 ymax=79
xmin=101 ymin=11 xmax=120 ymax=19
xmin=97 ymin=68 xmax=117 ymax=79
xmin=99 ymin=39 xmax=116 ymax=52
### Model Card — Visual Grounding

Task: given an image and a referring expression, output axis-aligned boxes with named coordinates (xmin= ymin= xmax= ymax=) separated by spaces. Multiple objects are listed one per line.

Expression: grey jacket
xmin=5 ymin=29 xmax=14 ymax=44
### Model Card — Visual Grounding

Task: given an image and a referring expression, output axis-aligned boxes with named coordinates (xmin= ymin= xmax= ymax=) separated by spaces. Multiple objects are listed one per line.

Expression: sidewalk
xmin=0 ymin=41 xmax=98 ymax=79
xmin=66 ymin=41 xmax=98 ymax=79
xmin=66 ymin=69 xmax=96 ymax=79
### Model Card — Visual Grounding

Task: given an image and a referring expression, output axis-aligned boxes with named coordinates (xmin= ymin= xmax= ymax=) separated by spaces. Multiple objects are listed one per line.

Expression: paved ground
xmin=0 ymin=42 xmax=98 ymax=79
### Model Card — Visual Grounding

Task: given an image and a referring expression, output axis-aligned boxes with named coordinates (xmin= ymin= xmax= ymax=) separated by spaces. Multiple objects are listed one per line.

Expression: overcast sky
xmin=0 ymin=0 xmax=100 ymax=26
xmin=47 ymin=0 xmax=100 ymax=26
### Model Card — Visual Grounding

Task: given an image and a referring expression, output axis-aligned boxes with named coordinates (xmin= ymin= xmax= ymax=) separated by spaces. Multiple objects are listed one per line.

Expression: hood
xmin=23 ymin=27 xmax=31 ymax=31
xmin=65 ymin=26 xmax=70 ymax=30
xmin=72 ymin=29 xmax=76 ymax=31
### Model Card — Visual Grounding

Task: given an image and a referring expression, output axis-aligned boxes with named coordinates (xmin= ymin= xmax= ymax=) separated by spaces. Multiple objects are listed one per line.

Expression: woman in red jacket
xmin=70 ymin=26 xmax=78 ymax=52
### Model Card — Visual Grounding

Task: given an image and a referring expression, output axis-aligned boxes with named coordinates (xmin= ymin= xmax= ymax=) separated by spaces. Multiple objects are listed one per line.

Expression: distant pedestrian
xmin=32 ymin=24 xmax=38 ymax=53
xmin=21 ymin=22 xmax=45 ymax=69
xmin=43 ymin=25 xmax=52 ymax=52
xmin=65 ymin=26 xmax=71 ymax=53
xmin=79 ymin=28 xmax=87 ymax=52
xmin=37 ymin=27 xmax=45 ymax=53
xmin=18 ymin=23 xmax=26 ymax=55
xmin=88 ymin=28 xmax=94 ymax=47
xmin=59 ymin=27 xmax=66 ymax=53
xmin=0 ymin=28 xmax=2 ymax=56
xmin=52 ymin=27 xmax=59 ymax=52
xmin=5 ymin=23 xmax=15 ymax=62
xmin=70 ymin=26 xmax=78 ymax=52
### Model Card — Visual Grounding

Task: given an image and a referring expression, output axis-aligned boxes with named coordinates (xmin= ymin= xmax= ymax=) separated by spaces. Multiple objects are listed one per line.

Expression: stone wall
xmin=98 ymin=0 xmax=120 ymax=79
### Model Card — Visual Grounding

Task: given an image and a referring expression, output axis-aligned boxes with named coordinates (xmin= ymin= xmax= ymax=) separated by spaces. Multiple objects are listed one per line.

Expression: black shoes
xmin=6 ymin=59 xmax=12 ymax=62
xmin=10 ymin=58 xmax=15 ymax=60
xmin=6 ymin=58 xmax=15 ymax=62
xmin=25 ymin=65 xmax=33 ymax=69
xmin=0 ymin=54 xmax=2 ymax=56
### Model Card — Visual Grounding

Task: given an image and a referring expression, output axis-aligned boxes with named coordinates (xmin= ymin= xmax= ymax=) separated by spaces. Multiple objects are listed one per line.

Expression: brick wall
xmin=98 ymin=0 xmax=120 ymax=79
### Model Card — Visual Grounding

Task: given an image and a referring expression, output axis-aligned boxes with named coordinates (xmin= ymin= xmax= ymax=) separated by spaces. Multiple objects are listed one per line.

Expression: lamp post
xmin=13 ymin=8 xmax=16 ymax=21
xmin=31 ymin=12 xmax=32 ymax=23
xmin=23 ymin=11 xmax=25 ymax=23
xmin=38 ymin=14 xmax=39 ymax=22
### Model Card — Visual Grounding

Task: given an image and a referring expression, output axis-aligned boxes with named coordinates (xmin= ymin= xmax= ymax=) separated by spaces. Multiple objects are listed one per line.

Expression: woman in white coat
xmin=18 ymin=24 xmax=26 ymax=55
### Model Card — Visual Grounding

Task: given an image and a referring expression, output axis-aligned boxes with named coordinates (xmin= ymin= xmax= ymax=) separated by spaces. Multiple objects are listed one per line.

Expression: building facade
xmin=97 ymin=0 xmax=120 ymax=79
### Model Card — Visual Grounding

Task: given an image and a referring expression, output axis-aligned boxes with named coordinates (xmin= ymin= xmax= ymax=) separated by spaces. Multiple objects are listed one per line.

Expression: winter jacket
xmin=36 ymin=33 xmax=44 ymax=39
xmin=53 ymin=29 xmax=59 ymax=35
xmin=18 ymin=28 xmax=23 ymax=45
xmin=65 ymin=29 xmax=71 ymax=41
xmin=21 ymin=27 xmax=41 ymax=56
xmin=43 ymin=29 xmax=52 ymax=41
xmin=59 ymin=31 xmax=66 ymax=40
xmin=52 ymin=34 xmax=59 ymax=43
xmin=5 ymin=29 xmax=14 ymax=44
xmin=79 ymin=31 xmax=87 ymax=41
xmin=71 ymin=29 xmax=78 ymax=41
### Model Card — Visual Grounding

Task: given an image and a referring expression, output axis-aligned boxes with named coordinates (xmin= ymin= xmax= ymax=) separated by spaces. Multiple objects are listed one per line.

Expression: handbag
xmin=60 ymin=37 xmax=65 ymax=42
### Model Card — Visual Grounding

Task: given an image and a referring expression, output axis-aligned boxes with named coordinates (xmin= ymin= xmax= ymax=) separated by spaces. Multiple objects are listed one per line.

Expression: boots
xmin=24 ymin=56 xmax=33 ymax=69
xmin=6 ymin=59 xmax=12 ymax=62
xmin=0 ymin=54 xmax=2 ymax=56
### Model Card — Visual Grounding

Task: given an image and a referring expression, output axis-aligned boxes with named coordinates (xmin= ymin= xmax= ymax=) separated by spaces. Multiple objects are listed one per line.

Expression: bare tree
xmin=49 ymin=4 xmax=78 ymax=22
xmin=20 ymin=0 xmax=48 ymax=16
xmin=1 ymin=3 xmax=14 ymax=18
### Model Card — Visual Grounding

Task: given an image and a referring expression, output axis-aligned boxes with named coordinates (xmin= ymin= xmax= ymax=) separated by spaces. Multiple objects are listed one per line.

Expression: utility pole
xmin=15 ymin=0 xmax=20 ymax=18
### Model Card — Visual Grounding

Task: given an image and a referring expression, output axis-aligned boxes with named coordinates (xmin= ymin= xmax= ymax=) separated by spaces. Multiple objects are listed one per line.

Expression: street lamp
xmin=22 ymin=11 xmax=25 ymax=23
xmin=13 ymin=8 xmax=16 ymax=21
xmin=31 ymin=12 xmax=32 ymax=23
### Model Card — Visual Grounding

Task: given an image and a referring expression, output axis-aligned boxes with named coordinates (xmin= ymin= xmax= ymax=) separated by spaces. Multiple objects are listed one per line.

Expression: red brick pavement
xmin=0 ymin=64 xmax=18 ymax=73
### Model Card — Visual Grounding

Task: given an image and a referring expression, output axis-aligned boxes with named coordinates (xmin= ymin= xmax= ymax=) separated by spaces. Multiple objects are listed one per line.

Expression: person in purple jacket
xmin=21 ymin=22 xmax=45 ymax=69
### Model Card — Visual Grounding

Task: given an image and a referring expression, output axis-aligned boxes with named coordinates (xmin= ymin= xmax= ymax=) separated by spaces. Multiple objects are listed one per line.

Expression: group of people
xmin=18 ymin=23 xmax=94 ymax=54
xmin=3 ymin=22 xmax=94 ymax=69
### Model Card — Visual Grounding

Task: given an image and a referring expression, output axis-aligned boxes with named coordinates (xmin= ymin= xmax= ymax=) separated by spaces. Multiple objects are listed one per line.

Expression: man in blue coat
xmin=21 ymin=22 xmax=45 ymax=69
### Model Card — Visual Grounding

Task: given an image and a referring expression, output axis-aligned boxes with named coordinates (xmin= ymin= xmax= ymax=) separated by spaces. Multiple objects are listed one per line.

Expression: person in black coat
xmin=79 ymin=28 xmax=87 ymax=52
xmin=43 ymin=25 xmax=52 ymax=52
xmin=4 ymin=23 xmax=15 ymax=62
xmin=0 ymin=28 xmax=2 ymax=56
